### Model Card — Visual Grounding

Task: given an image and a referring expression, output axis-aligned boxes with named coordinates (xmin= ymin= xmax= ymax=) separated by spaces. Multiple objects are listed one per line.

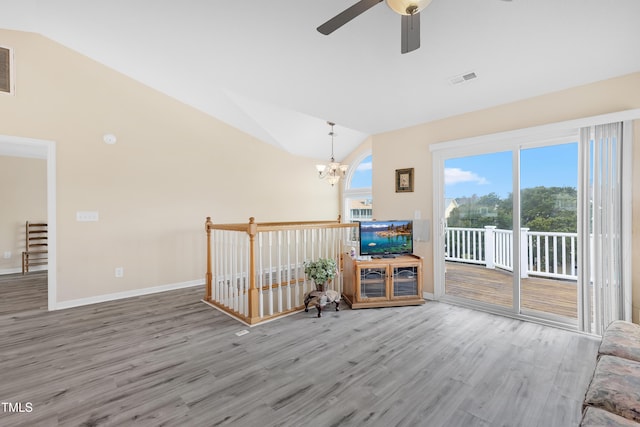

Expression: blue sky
xmin=445 ymin=143 xmax=578 ymax=199
xmin=350 ymin=154 xmax=372 ymax=188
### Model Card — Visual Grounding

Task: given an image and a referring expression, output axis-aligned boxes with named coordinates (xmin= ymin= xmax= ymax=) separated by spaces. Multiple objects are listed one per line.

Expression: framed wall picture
xmin=395 ymin=168 xmax=414 ymax=193
xmin=0 ymin=46 xmax=12 ymax=94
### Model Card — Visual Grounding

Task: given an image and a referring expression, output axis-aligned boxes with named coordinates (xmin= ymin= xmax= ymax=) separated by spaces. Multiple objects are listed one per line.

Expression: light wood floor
xmin=0 ymin=272 xmax=599 ymax=426
xmin=445 ymin=262 xmax=578 ymax=319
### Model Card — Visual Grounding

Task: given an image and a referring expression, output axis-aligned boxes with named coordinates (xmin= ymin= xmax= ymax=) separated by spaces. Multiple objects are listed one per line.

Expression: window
xmin=344 ymin=154 xmax=372 ymax=224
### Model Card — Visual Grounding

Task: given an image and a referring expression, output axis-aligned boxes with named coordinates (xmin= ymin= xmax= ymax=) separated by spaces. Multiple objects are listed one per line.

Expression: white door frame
xmin=0 ymin=134 xmax=57 ymax=310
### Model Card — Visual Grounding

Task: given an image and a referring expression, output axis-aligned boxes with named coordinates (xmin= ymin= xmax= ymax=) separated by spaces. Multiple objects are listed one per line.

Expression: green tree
xmin=446 ymin=186 xmax=576 ymax=232
xmin=520 ymin=186 xmax=576 ymax=232
xmin=496 ymin=194 xmax=513 ymax=230
xmin=447 ymin=192 xmax=501 ymax=229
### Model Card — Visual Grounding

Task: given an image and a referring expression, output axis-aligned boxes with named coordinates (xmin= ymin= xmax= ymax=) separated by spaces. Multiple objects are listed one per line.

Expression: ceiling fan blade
xmin=317 ymin=0 xmax=384 ymax=35
xmin=401 ymin=12 xmax=420 ymax=54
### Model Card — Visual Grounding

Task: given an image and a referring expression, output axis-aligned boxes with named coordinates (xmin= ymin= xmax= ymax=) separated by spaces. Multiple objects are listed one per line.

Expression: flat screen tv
xmin=359 ymin=220 xmax=413 ymax=257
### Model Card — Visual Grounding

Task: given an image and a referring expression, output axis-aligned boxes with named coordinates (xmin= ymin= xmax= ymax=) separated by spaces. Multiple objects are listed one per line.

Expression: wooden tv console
xmin=342 ymin=254 xmax=425 ymax=309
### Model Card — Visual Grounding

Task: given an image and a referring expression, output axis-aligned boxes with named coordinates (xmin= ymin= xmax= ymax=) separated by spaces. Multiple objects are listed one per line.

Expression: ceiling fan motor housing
xmin=386 ymin=0 xmax=433 ymax=15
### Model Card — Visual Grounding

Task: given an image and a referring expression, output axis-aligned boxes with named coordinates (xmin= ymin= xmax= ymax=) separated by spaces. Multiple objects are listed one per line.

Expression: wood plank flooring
xmin=0 ymin=273 xmax=599 ymax=426
xmin=445 ymin=262 xmax=578 ymax=318
xmin=0 ymin=271 xmax=48 ymax=315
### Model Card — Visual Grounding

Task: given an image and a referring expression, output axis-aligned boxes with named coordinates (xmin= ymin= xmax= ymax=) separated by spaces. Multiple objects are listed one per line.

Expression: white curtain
xmin=578 ymin=122 xmax=630 ymax=335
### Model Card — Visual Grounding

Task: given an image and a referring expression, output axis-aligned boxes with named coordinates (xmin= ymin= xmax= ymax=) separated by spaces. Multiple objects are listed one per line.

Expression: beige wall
xmin=371 ymin=72 xmax=640 ymax=321
xmin=2 ymin=27 xmax=639 ymax=319
xmin=0 ymin=30 xmax=339 ymax=303
xmin=0 ymin=156 xmax=47 ymax=272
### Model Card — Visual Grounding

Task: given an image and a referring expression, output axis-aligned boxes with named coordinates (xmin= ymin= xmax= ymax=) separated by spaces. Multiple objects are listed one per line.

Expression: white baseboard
xmin=423 ymin=291 xmax=435 ymax=300
xmin=54 ymin=279 xmax=204 ymax=310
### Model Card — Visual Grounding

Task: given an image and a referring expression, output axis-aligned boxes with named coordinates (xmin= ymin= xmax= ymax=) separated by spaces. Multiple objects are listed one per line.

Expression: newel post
xmin=205 ymin=216 xmax=213 ymax=301
xmin=247 ymin=217 xmax=260 ymax=322
xmin=484 ymin=226 xmax=496 ymax=269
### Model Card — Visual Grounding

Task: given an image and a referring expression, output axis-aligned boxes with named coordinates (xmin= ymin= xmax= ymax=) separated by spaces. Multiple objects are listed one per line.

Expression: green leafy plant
xmin=304 ymin=258 xmax=337 ymax=285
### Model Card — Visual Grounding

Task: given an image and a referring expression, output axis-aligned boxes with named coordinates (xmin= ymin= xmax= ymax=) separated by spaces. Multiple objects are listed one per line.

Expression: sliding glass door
xmin=437 ymin=138 xmax=580 ymax=326
xmin=433 ymin=116 xmax=634 ymax=332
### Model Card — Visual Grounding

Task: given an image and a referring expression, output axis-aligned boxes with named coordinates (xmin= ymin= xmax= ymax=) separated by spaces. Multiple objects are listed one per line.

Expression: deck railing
xmin=205 ymin=217 xmax=357 ymax=325
xmin=445 ymin=226 xmax=578 ymax=280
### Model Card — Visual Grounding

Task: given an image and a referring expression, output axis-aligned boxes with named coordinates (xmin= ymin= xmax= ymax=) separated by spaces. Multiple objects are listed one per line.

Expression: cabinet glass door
xmin=393 ymin=266 xmax=418 ymax=297
xmin=359 ymin=267 xmax=387 ymax=299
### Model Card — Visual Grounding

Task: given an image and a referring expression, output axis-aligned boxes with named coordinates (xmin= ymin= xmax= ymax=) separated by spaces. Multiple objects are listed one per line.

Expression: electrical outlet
xmin=3 ymin=251 xmax=11 ymax=259
xmin=115 ymin=267 xmax=124 ymax=278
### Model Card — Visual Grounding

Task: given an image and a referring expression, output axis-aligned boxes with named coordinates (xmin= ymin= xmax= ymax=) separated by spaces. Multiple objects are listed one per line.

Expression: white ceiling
xmin=2 ymin=0 xmax=640 ymax=161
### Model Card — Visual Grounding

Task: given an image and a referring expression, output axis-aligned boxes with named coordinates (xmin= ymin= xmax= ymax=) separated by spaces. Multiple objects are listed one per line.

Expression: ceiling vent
xmin=449 ymin=71 xmax=478 ymax=86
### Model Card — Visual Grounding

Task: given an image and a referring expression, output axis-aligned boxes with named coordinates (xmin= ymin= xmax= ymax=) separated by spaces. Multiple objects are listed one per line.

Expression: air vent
xmin=0 ymin=46 xmax=11 ymax=94
xmin=449 ymin=71 xmax=478 ymax=86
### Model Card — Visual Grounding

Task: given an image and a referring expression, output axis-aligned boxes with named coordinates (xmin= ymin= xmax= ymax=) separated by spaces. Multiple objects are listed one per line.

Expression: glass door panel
xmin=359 ymin=267 xmax=387 ymax=299
xmin=393 ymin=266 xmax=418 ymax=297
xmin=444 ymin=152 xmax=513 ymax=309
xmin=519 ymin=143 xmax=578 ymax=320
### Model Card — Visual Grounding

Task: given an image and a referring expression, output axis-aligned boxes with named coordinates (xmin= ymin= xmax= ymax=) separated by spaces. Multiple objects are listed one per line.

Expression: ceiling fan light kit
xmin=386 ymin=0 xmax=433 ymax=15
xmin=317 ymin=0 xmax=433 ymax=54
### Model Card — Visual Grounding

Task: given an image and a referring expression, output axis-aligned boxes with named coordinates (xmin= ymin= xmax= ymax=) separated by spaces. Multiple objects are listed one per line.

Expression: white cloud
xmin=445 ymin=168 xmax=489 ymax=185
xmin=357 ymin=161 xmax=372 ymax=171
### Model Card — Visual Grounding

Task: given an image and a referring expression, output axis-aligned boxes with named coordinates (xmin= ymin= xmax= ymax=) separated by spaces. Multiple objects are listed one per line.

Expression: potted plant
xmin=304 ymin=257 xmax=337 ymax=292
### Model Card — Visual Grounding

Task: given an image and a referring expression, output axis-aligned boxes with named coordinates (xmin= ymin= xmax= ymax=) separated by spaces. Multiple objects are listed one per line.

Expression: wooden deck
xmin=445 ymin=261 xmax=578 ymax=319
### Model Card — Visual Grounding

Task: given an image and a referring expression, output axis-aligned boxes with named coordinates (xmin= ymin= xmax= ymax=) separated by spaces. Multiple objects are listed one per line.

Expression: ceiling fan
xmin=317 ymin=0 xmax=433 ymax=54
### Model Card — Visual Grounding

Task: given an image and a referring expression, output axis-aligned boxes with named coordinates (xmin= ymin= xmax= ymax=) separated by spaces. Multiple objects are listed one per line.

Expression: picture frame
xmin=395 ymin=168 xmax=414 ymax=193
xmin=0 ymin=46 xmax=13 ymax=95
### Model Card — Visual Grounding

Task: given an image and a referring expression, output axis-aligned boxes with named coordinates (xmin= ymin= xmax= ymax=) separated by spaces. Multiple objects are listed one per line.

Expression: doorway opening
xmin=0 ymin=134 xmax=56 ymax=310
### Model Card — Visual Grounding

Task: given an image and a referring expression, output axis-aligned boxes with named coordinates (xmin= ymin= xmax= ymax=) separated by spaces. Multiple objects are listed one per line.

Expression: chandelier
xmin=316 ymin=121 xmax=348 ymax=186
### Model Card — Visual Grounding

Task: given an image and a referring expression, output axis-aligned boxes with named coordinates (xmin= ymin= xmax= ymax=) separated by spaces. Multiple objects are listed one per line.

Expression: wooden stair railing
xmin=22 ymin=221 xmax=48 ymax=274
xmin=205 ymin=216 xmax=357 ymax=325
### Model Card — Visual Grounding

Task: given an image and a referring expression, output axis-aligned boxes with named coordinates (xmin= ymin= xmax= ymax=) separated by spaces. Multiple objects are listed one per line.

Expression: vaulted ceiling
xmin=2 ymin=0 xmax=640 ymax=161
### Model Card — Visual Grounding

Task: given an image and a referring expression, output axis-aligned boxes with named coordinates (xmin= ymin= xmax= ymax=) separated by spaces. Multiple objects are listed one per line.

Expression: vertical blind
xmin=578 ymin=122 xmax=630 ymax=334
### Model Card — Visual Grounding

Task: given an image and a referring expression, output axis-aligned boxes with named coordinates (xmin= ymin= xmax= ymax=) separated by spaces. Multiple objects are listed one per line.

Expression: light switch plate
xmin=76 ymin=211 xmax=99 ymax=222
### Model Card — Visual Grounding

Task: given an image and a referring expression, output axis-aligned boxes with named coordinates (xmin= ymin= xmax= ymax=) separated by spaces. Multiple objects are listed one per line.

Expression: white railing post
xmin=520 ymin=228 xmax=529 ymax=278
xmin=484 ymin=226 xmax=496 ymax=269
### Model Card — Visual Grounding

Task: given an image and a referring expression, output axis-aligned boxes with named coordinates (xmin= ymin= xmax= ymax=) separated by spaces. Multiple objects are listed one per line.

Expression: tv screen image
xmin=359 ymin=220 xmax=413 ymax=256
